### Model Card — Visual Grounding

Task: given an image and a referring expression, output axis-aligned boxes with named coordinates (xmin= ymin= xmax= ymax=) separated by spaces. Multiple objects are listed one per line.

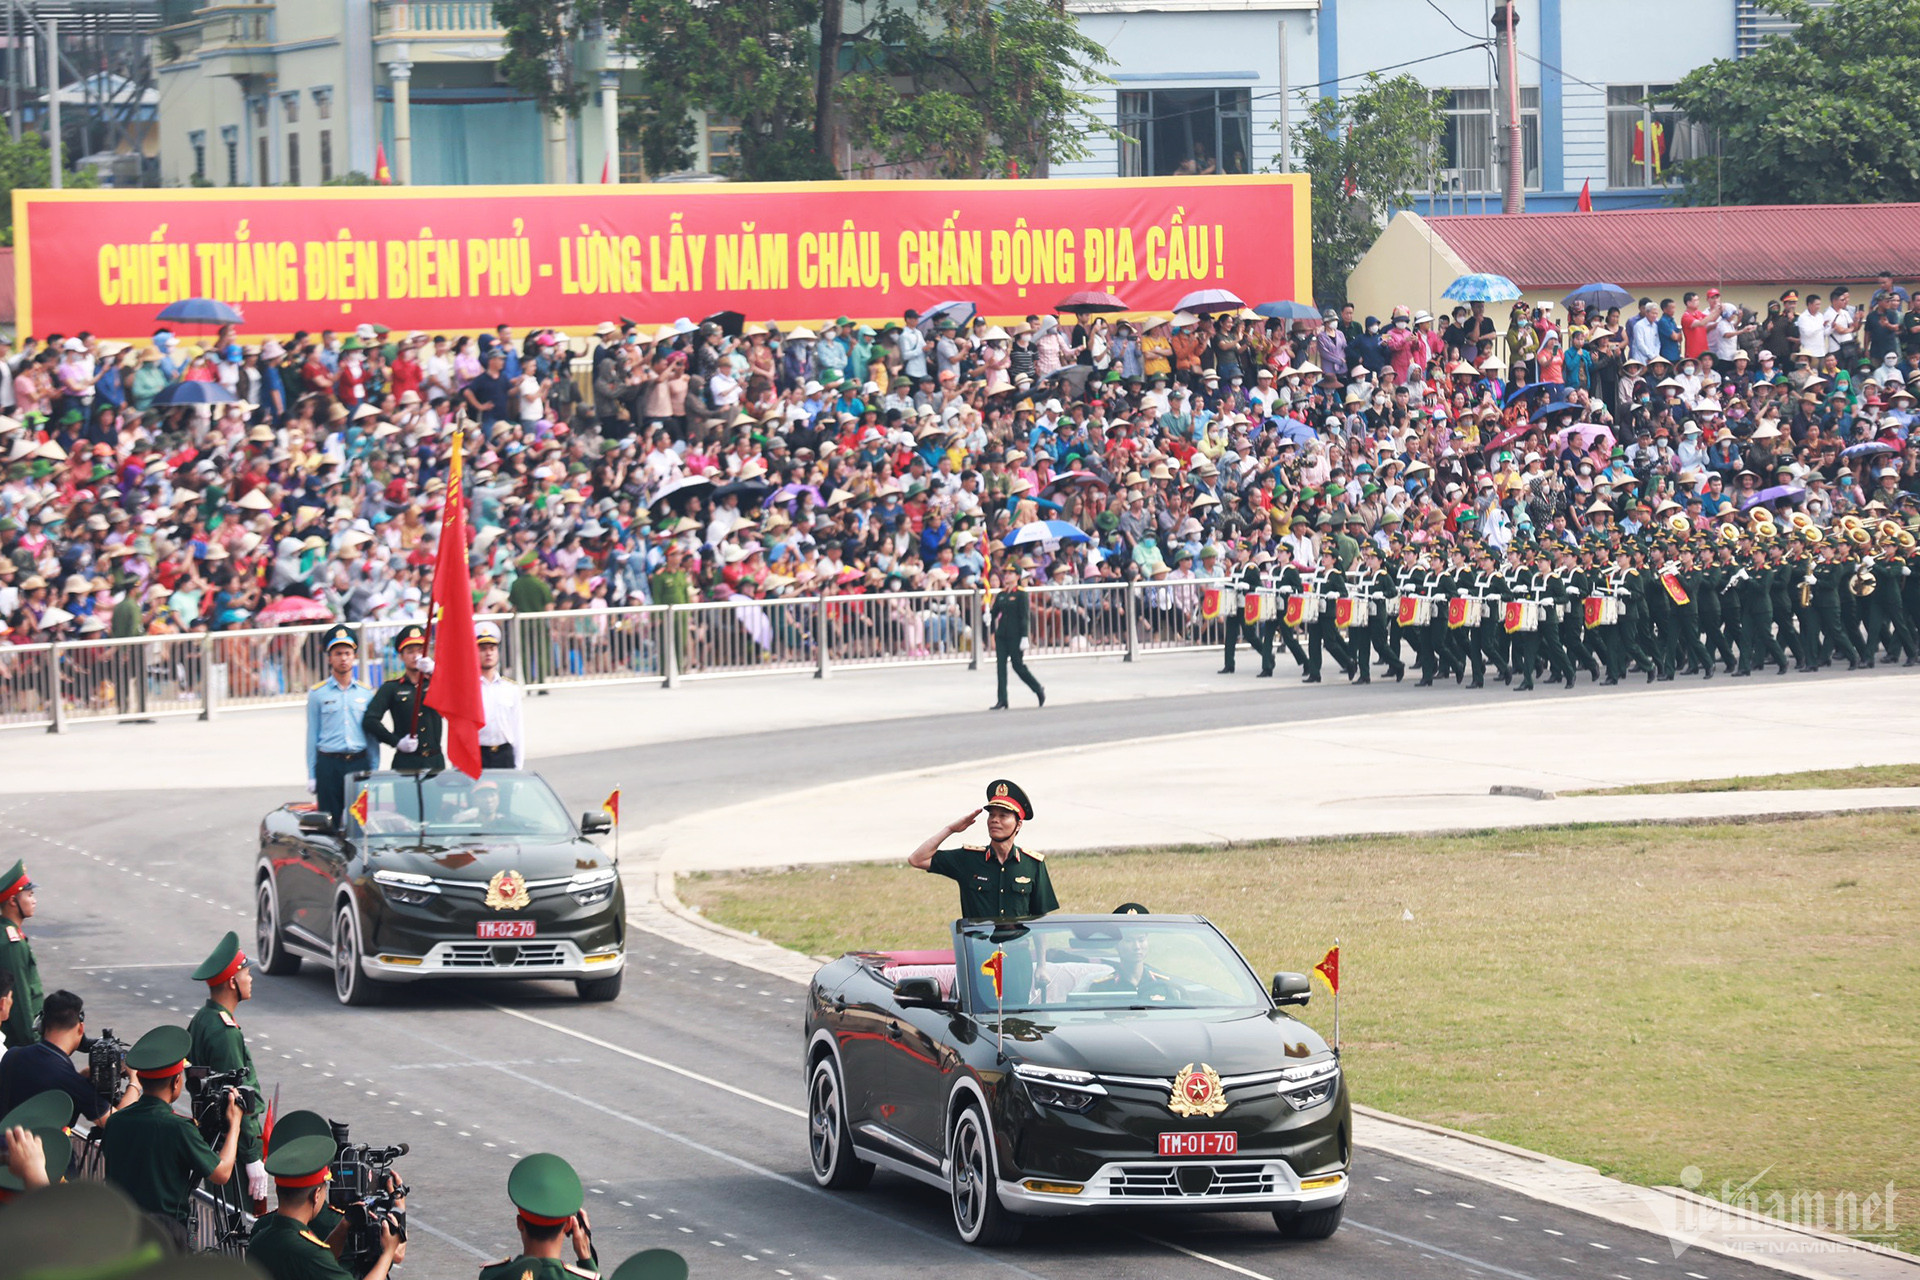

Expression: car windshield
xmin=347 ymin=772 xmax=574 ymax=841
xmin=956 ymin=919 xmax=1267 ymax=1013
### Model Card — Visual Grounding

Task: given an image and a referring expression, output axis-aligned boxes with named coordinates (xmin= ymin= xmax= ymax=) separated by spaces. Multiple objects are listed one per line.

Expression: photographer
xmin=480 ymin=1153 xmax=598 ymax=1280
xmin=187 ymin=933 xmax=267 ymax=1211
xmin=100 ymin=1025 xmax=242 ymax=1250
xmin=0 ymin=990 xmax=142 ymax=1125
xmin=249 ymin=1135 xmax=404 ymax=1280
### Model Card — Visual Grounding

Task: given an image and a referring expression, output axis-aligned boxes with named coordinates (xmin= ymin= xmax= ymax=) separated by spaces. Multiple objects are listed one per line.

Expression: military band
xmin=1213 ymin=507 xmax=1920 ymax=690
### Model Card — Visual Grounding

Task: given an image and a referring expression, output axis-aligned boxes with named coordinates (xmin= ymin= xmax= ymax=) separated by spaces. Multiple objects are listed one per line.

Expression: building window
xmin=220 ymin=125 xmax=238 ymax=185
xmin=189 ymin=130 xmax=207 ymax=181
xmin=258 ymin=137 xmax=269 ymax=185
xmin=250 ymin=97 xmax=267 ymax=130
xmin=281 ymin=93 xmax=299 ymax=125
xmin=312 ymin=87 xmax=332 ymax=121
xmin=319 ymin=130 xmax=333 ymax=182
xmin=287 ymin=133 xmax=301 ymax=186
xmin=1434 ymin=87 xmax=1539 ymax=194
xmin=705 ymin=118 xmax=742 ymax=175
xmin=1607 ymin=84 xmax=1704 ymax=188
xmin=1116 ymin=89 xmax=1252 ymax=177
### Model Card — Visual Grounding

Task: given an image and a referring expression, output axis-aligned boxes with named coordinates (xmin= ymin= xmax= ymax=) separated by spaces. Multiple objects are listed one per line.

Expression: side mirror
xmin=895 ymin=976 xmax=947 ymax=1008
xmin=1271 ymin=972 xmax=1311 ymax=1007
xmin=581 ymin=812 xmax=612 ymax=835
xmin=298 ymin=810 xmax=337 ymax=836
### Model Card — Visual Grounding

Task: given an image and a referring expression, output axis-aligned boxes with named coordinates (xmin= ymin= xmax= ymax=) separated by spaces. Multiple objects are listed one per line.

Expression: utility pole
xmin=1276 ymin=19 xmax=1289 ymax=172
xmin=47 ymin=16 xmax=61 ymax=187
xmin=1492 ymin=2 xmax=1523 ymax=213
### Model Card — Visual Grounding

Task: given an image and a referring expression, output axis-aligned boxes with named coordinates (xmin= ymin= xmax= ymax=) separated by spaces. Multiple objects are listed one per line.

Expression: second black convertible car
xmin=255 ymin=770 xmax=626 ymax=1005
xmin=804 ymin=914 xmax=1350 ymax=1246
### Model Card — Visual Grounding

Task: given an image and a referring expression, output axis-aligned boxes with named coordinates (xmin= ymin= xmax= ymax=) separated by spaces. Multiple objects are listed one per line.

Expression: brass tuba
xmin=1849 ymin=557 xmax=1878 ymax=597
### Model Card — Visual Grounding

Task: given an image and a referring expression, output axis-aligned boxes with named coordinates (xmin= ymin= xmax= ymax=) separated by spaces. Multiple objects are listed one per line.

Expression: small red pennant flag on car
xmin=348 ymin=787 xmax=370 ymax=828
xmin=980 ymin=949 xmax=1005 ymax=1002
xmin=602 ymin=788 xmax=621 ymax=825
xmin=1314 ymin=945 xmax=1339 ymax=995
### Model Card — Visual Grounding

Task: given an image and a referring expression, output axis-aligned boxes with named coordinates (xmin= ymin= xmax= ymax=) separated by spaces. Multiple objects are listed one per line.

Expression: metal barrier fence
xmin=73 ymin=1124 xmax=254 ymax=1256
xmin=12 ymin=580 xmax=1228 ymax=732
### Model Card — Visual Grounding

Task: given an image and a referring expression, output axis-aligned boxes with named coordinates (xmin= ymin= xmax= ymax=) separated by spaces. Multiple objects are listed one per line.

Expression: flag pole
xmin=996 ymin=963 xmax=1004 ymax=1059
xmin=1333 ymin=935 xmax=1341 ymax=1058
xmin=613 ymin=784 xmax=621 ymax=862
xmin=409 ymin=419 xmax=467 ymax=744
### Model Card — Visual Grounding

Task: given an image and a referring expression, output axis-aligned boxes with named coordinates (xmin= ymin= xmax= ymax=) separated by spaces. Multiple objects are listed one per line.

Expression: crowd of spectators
xmin=2 ymin=272 xmax=1918 ymax=650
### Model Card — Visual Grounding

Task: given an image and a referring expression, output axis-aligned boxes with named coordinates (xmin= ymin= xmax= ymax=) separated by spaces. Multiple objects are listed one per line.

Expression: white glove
xmin=397 ymin=735 xmax=419 ymax=753
xmin=416 ymin=655 xmax=436 ymax=674
xmin=1019 ymin=637 xmax=1027 ymax=652
xmin=246 ymin=1160 xmax=269 ymax=1202
xmin=306 ymin=779 xmax=317 ymax=794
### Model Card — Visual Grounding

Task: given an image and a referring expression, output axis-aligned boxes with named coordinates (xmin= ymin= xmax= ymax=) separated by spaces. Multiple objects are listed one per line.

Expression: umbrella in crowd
xmin=1041 ymin=470 xmax=1109 ymax=499
xmin=1442 ymin=273 xmax=1523 ymax=303
xmin=156 ymin=297 xmax=244 ymax=326
xmin=1004 ymin=520 xmax=1092 ymax=548
xmin=1556 ymin=423 xmax=1615 ymax=450
xmin=150 ymin=381 xmax=239 ymax=406
xmin=649 ymin=475 xmax=712 ymax=514
xmin=1842 ymin=440 xmax=1896 ymax=458
xmin=1503 ymin=380 xmax=1561 ymax=406
xmin=916 ymin=301 xmax=977 ymax=331
xmin=1253 ymin=300 xmax=1321 ymax=322
xmin=770 ymin=482 xmax=824 ymax=508
xmin=254 ymin=595 xmax=336 ymax=626
xmin=1482 ymin=422 xmax=1534 ymax=455
xmin=701 ymin=310 xmax=746 ymax=337
xmin=1560 ymin=283 xmax=1635 ymax=312
xmin=1172 ymin=288 xmax=1246 ymax=315
xmin=1529 ymin=400 xmax=1584 ymax=422
xmin=1742 ymin=485 xmax=1807 ymax=510
xmin=1269 ymin=418 xmax=1318 ymax=447
xmin=1055 ymin=290 xmax=1129 ymax=314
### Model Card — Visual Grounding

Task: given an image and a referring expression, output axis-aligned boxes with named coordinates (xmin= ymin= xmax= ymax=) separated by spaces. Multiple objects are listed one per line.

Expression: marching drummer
xmin=1304 ymin=545 xmax=1356 ymax=685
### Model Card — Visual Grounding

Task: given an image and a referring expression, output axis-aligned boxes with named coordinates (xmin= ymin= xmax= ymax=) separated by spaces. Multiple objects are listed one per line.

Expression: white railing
xmin=11 ymin=580 xmax=1229 ymax=732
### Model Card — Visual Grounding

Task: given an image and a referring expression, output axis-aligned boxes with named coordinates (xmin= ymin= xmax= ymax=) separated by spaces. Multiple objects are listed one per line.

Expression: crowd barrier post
xmin=48 ymin=643 xmax=66 ymax=734
xmin=815 ymin=594 xmax=831 ymax=680
xmin=1124 ymin=580 xmax=1140 ymax=662
xmin=662 ymin=606 xmax=681 ymax=689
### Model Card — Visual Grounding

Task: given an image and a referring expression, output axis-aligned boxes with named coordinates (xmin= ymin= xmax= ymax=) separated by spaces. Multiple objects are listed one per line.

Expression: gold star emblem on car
xmin=485 ymin=869 xmax=531 ymax=911
xmin=1168 ymin=1062 xmax=1228 ymax=1118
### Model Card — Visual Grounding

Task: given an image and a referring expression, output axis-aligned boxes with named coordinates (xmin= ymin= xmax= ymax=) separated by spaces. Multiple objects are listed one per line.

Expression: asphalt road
xmin=17 ymin=675 xmax=1811 ymax=1280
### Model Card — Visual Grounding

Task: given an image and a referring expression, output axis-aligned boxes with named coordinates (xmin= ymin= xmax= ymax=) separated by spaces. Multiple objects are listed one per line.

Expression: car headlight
xmin=373 ymin=869 xmax=439 ymax=907
xmin=568 ymin=868 xmax=619 ymax=906
xmin=1014 ymin=1063 xmax=1106 ymax=1113
xmin=1276 ymin=1059 xmax=1341 ymax=1111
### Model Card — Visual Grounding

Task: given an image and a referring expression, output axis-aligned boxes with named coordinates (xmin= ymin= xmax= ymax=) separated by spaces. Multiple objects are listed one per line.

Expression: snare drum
xmin=1457 ymin=599 xmax=1485 ymax=627
xmin=1405 ymin=596 xmax=1436 ymax=627
xmin=1505 ymin=600 xmax=1542 ymax=633
xmin=1295 ymin=594 xmax=1325 ymax=623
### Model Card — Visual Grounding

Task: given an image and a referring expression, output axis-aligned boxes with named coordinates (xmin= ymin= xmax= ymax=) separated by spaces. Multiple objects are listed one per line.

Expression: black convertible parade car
xmin=804 ymin=913 xmax=1350 ymax=1246
xmin=254 ymin=770 xmax=626 ymax=1005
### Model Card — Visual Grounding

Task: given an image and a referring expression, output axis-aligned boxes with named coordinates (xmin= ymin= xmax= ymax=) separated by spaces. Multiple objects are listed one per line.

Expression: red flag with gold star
xmin=348 ymin=787 xmax=370 ymax=828
xmin=1313 ymin=945 xmax=1339 ymax=994
xmin=980 ymin=949 xmax=1005 ymax=1002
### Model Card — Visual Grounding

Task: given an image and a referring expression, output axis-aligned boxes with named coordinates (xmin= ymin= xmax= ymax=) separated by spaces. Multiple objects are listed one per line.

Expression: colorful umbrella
xmin=1041 ymin=471 xmax=1109 ymax=499
xmin=1253 ymin=300 xmax=1321 ymax=321
xmin=1560 ymin=283 xmax=1633 ymax=311
xmin=1528 ymin=400 xmax=1584 ymax=422
xmin=1442 ymin=273 xmax=1523 ymax=303
xmin=1172 ymin=288 xmax=1246 ymax=315
xmin=1055 ymin=290 xmax=1129 ymax=314
xmin=916 ymin=301 xmax=977 ymax=331
xmin=1003 ymin=520 xmax=1092 ymax=547
xmin=156 ymin=298 xmax=244 ymax=325
xmin=255 ymin=595 xmax=336 ymax=625
xmin=1741 ymin=485 xmax=1806 ymax=510
xmin=1842 ymin=440 xmax=1896 ymax=458
xmin=150 ymin=381 xmax=239 ymax=406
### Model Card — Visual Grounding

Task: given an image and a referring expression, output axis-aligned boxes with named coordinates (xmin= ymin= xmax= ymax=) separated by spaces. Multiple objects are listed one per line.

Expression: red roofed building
xmin=1347 ymin=204 xmax=1920 ymax=325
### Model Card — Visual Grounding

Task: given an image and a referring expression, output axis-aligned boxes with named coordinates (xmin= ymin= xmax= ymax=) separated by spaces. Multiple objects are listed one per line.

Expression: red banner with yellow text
xmin=11 ymin=176 xmax=1310 ymax=339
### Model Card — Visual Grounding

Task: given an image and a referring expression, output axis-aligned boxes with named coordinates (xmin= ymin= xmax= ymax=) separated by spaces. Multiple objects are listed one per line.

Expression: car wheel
xmin=255 ymin=878 xmax=301 ymax=976
xmin=1275 ymin=1196 xmax=1345 ymax=1240
xmin=575 ymin=971 xmax=623 ymax=1002
xmin=949 ymin=1104 xmax=1020 ymax=1246
xmin=807 ymin=1056 xmax=873 ymax=1190
xmin=333 ymin=902 xmax=382 ymax=1007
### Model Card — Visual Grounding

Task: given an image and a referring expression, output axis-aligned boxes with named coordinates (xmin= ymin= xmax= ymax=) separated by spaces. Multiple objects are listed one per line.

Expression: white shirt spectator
xmin=1795 ymin=304 xmax=1833 ymax=357
xmin=1710 ymin=307 xmax=1741 ymax=361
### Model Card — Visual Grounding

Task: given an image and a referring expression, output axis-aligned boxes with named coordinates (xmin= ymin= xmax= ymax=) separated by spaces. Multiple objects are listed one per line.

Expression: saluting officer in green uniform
xmin=362 ymin=624 xmax=445 ymax=772
xmin=187 ymin=932 xmax=267 ymax=1213
xmin=909 ymin=779 xmax=1059 ymax=920
xmin=0 ymin=862 xmax=41 ymax=1049
xmin=100 ymin=1025 xmax=243 ymax=1249
xmin=479 ymin=1152 xmax=599 ymax=1280
xmin=249 ymin=1134 xmax=404 ymax=1280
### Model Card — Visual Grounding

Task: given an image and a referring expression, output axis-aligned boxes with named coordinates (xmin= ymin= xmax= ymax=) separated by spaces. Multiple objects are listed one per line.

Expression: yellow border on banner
xmin=10 ymin=174 xmax=1310 ymax=338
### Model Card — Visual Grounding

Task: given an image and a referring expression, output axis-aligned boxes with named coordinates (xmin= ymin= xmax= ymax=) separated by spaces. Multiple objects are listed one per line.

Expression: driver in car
xmin=450 ymin=779 xmax=504 ymax=827
xmin=1089 ymin=933 xmax=1178 ymax=1003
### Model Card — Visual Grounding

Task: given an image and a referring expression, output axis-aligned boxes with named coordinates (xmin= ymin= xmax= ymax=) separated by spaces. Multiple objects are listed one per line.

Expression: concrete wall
xmin=1345 ymin=212 xmax=1473 ymax=325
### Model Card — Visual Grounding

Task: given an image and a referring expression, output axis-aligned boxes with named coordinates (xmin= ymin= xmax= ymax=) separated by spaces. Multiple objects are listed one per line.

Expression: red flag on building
xmin=601 ymin=154 xmax=612 ymax=184
xmin=374 ymin=143 xmax=393 ymax=186
xmin=425 ymin=431 xmax=487 ymax=779
xmin=1313 ymin=945 xmax=1339 ymax=994
xmin=1576 ymin=177 xmax=1592 ymax=212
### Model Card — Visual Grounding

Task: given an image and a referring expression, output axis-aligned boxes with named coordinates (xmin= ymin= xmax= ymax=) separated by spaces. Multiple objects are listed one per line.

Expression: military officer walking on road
xmin=909 ymin=779 xmax=1059 ymax=920
xmin=479 ymin=1152 xmax=599 ymax=1280
xmin=101 ymin=1025 xmax=243 ymax=1250
xmin=0 ymin=862 xmax=40 ymax=1050
xmin=187 ymin=932 xmax=267 ymax=1215
xmin=307 ymin=625 xmax=376 ymax=821
xmin=362 ymin=624 xmax=445 ymax=772
xmin=989 ymin=565 xmax=1046 ymax=710
xmin=475 ymin=621 xmax=526 ymax=770
xmin=249 ymin=1135 xmax=404 ymax=1280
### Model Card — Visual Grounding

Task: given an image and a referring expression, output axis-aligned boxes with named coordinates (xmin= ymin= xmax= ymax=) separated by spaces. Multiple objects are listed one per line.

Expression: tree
xmin=1285 ymin=74 xmax=1446 ymax=307
xmin=494 ymin=0 xmax=1114 ymax=181
xmin=1667 ymin=0 xmax=1920 ymax=205
xmin=0 ymin=132 xmax=97 ymax=246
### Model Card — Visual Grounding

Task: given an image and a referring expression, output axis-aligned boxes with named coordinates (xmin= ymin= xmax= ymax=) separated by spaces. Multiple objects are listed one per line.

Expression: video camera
xmin=183 ymin=1066 xmax=263 ymax=1143
xmin=328 ymin=1119 xmax=410 ymax=1274
xmin=82 ymin=1028 xmax=132 ymax=1103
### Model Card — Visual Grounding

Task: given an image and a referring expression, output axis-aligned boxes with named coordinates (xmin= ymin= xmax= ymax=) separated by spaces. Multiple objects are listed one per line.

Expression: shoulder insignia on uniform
xmin=218 ymin=1010 xmax=238 ymax=1028
xmin=310 ymin=680 xmax=329 ymax=691
xmin=962 ymin=845 xmax=985 ymax=852
xmin=300 ymin=1231 xmax=329 ymax=1247
xmin=564 ymin=1265 xmax=598 ymax=1279
xmin=1023 ymin=849 xmax=1046 ymax=861
xmin=358 ymin=680 xmax=373 ymax=690
xmin=4 ymin=925 xmax=19 ymax=943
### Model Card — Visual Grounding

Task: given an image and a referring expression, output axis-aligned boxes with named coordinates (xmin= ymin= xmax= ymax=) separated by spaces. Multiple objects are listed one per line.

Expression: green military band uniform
xmin=248 ymin=1136 xmax=352 ymax=1280
xmin=0 ymin=860 xmax=41 ymax=1049
xmin=271 ymin=1109 xmax=345 ymax=1240
xmin=187 ymin=936 xmax=264 ymax=1169
xmin=480 ymin=1153 xmax=599 ymax=1280
xmin=362 ymin=624 xmax=445 ymax=771
xmin=926 ymin=779 xmax=1059 ymax=919
xmin=101 ymin=1027 xmax=221 ymax=1225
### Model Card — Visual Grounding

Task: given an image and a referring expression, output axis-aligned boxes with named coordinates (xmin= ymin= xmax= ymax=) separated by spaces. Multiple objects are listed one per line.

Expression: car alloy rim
xmin=256 ymin=882 xmax=275 ymax=963
xmin=952 ymin=1113 xmax=986 ymax=1235
xmin=334 ymin=907 xmax=356 ymax=999
xmin=808 ymin=1063 xmax=840 ymax=1176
